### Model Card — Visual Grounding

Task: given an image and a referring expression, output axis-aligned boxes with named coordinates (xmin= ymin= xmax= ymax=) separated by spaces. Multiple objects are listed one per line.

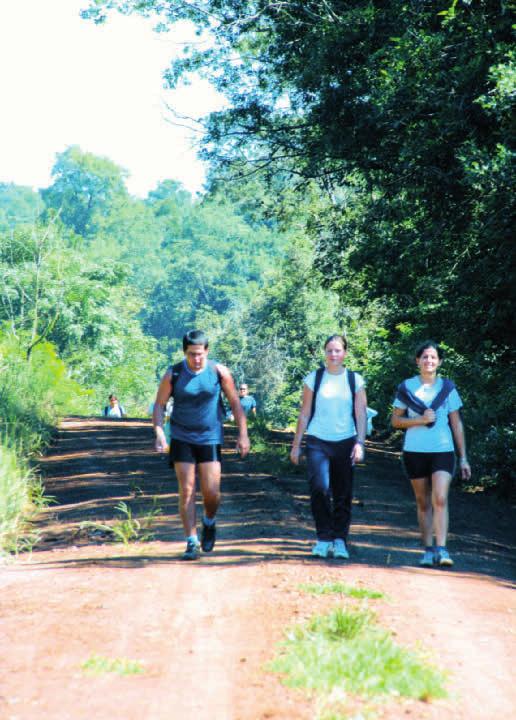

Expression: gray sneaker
xmin=181 ymin=539 xmax=200 ymax=561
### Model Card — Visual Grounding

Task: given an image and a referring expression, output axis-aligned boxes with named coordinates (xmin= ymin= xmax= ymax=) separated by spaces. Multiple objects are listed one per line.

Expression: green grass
xmin=81 ymin=654 xmax=145 ymax=676
xmin=0 ymin=442 xmax=32 ymax=553
xmin=0 ymin=440 xmax=53 ymax=554
xmin=80 ymin=499 xmax=162 ymax=545
xmin=299 ymin=582 xmax=384 ymax=600
xmin=269 ymin=607 xmax=447 ymax=704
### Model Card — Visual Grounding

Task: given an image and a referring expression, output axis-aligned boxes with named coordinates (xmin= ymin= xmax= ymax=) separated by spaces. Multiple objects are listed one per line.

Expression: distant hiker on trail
xmin=290 ymin=334 xmax=367 ymax=560
xmin=153 ymin=329 xmax=250 ymax=561
xmin=238 ymin=382 xmax=257 ymax=418
xmin=391 ymin=340 xmax=471 ymax=568
xmin=103 ymin=394 xmax=126 ymax=418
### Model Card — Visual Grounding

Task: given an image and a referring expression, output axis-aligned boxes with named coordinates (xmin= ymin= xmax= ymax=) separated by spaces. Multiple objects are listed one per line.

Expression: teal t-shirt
xmin=239 ymin=395 xmax=256 ymax=417
xmin=169 ymin=360 xmax=223 ymax=444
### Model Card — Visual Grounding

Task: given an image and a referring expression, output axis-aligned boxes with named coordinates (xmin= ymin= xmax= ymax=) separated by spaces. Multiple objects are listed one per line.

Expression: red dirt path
xmin=1 ymin=417 xmax=515 ymax=720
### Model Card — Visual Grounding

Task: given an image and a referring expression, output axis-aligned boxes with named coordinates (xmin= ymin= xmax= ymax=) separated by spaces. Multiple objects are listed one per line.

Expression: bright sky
xmin=0 ymin=0 xmax=224 ymax=197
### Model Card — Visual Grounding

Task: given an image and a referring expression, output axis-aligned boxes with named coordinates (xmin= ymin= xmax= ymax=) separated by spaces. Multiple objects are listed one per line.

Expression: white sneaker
xmin=333 ymin=538 xmax=349 ymax=559
xmin=311 ymin=540 xmax=333 ymax=558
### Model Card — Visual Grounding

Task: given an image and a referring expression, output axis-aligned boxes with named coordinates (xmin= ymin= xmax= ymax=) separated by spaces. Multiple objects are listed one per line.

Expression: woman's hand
xmin=290 ymin=445 xmax=302 ymax=465
xmin=154 ymin=428 xmax=169 ymax=454
xmin=459 ymin=458 xmax=471 ymax=481
xmin=351 ymin=442 xmax=364 ymax=465
xmin=236 ymin=433 xmax=250 ymax=458
xmin=422 ymin=408 xmax=436 ymax=425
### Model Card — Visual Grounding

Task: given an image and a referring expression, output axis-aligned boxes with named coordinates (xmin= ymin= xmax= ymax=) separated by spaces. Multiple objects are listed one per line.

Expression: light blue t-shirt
xmin=393 ymin=376 xmax=462 ymax=453
xmin=304 ymin=369 xmax=365 ymax=442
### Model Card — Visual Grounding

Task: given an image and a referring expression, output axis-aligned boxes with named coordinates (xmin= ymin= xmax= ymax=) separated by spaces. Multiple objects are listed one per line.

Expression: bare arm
xmin=152 ymin=369 xmax=172 ymax=453
xmin=391 ymin=405 xmax=436 ymax=429
xmin=351 ymin=387 xmax=367 ymax=464
xmin=218 ymin=364 xmax=250 ymax=457
xmin=449 ymin=410 xmax=471 ymax=480
xmin=290 ymin=385 xmax=313 ymax=465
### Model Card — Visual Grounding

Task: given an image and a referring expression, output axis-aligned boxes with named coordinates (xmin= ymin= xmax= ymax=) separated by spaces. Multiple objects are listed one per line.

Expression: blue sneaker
xmin=435 ymin=548 xmax=453 ymax=567
xmin=419 ymin=550 xmax=435 ymax=567
xmin=333 ymin=538 xmax=349 ymax=559
xmin=311 ymin=540 xmax=333 ymax=558
xmin=181 ymin=539 xmax=200 ymax=561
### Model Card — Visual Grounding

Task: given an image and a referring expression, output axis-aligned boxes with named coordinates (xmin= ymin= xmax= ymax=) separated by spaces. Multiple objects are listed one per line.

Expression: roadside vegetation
xmin=0 ymin=339 xmax=86 ymax=554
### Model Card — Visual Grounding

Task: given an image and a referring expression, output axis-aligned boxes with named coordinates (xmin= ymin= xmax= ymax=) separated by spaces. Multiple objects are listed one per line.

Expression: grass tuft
xmin=269 ymin=607 xmax=447 ymax=703
xmin=80 ymin=499 xmax=162 ymax=545
xmin=81 ymin=654 xmax=145 ymax=676
xmin=299 ymin=582 xmax=384 ymax=600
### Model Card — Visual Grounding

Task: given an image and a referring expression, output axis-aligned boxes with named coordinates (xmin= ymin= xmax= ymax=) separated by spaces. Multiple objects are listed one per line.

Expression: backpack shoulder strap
xmin=169 ymin=361 xmax=184 ymax=397
xmin=347 ymin=370 xmax=357 ymax=430
xmin=308 ymin=367 xmax=325 ymax=427
xmin=209 ymin=360 xmax=227 ymax=415
xmin=348 ymin=369 xmax=356 ymax=396
xmin=208 ymin=359 xmax=221 ymax=381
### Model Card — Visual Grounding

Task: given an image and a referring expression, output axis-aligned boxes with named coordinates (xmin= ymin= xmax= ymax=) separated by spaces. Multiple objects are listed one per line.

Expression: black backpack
xmin=308 ymin=367 xmax=357 ymax=429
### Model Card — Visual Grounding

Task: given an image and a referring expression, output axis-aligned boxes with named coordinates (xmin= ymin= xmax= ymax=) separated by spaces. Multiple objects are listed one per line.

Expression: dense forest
xmin=1 ymin=0 xmax=514 ymax=551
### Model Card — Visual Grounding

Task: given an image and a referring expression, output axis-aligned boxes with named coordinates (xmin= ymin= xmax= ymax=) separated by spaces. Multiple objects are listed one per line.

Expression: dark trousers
xmin=306 ymin=435 xmax=355 ymax=542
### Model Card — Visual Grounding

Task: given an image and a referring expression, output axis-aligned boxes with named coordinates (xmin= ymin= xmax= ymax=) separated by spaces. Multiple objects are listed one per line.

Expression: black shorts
xmin=402 ymin=451 xmax=455 ymax=479
xmin=169 ymin=439 xmax=222 ymax=466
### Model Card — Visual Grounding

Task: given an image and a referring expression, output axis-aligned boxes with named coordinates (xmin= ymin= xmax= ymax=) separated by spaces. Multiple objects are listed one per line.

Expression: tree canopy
xmin=1 ymin=1 xmax=514 ymax=494
xmin=80 ymin=0 xmax=515 ymax=491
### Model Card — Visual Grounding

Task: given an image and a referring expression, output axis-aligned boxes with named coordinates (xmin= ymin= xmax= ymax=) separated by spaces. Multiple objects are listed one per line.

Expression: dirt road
xmin=1 ymin=417 xmax=515 ymax=720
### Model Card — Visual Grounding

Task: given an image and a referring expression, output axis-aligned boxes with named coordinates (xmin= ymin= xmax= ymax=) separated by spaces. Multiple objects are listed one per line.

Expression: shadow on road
xmin=30 ymin=417 xmax=516 ymax=586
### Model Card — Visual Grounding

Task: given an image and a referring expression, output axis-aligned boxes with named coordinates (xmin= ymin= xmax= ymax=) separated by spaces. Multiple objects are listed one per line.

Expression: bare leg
xmin=432 ymin=471 xmax=452 ymax=547
xmin=411 ymin=477 xmax=433 ymax=546
xmin=198 ymin=461 xmax=221 ymax=519
xmin=174 ymin=462 xmax=197 ymax=537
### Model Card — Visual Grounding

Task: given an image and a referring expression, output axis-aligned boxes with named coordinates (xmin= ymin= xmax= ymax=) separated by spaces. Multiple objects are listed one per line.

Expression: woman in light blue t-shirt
xmin=290 ymin=334 xmax=367 ymax=560
xmin=391 ymin=340 xmax=472 ymax=568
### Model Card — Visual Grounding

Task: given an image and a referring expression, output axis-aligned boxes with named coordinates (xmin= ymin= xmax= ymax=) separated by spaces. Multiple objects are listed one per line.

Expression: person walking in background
xmin=238 ymin=383 xmax=257 ymax=418
xmin=290 ymin=334 xmax=367 ymax=560
xmin=391 ymin=340 xmax=471 ymax=568
xmin=153 ymin=329 xmax=250 ymax=560
xmin=103 ymin=394 xmax=126 ymax=418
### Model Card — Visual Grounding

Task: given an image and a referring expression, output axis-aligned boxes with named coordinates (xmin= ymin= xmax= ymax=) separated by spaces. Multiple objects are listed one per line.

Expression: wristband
xmin=459 ymin=457 xmax=468 ymax=465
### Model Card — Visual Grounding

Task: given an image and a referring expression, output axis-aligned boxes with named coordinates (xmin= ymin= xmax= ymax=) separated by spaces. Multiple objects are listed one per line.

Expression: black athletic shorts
xmin=169 ymin=439 xmax=222 ymax=466
xmin=402 ymin=451 xmax=455 ymax=479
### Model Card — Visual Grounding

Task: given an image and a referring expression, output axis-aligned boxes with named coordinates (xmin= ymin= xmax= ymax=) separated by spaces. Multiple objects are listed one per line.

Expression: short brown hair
xmin=324 ymin=334 xmax=348 ymax=350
